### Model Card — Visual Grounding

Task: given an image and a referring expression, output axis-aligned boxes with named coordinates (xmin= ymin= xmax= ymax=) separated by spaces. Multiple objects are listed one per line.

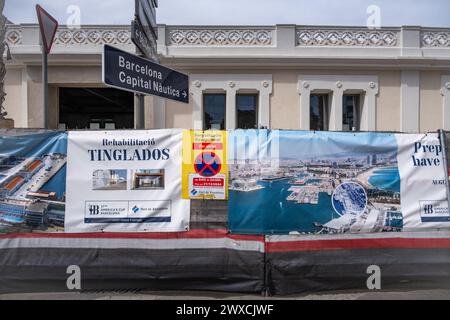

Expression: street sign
xmin=36 ymin=4 xmax=59 ymax=130
xmin=132 ymin=0 xmax=158 ymax=129
xmin=132 ymin=18 xmax=158 ymax=62
xmin=135 ymin=0 xmax=158 ymax=40
xmin=102 ymin=45 xmax=189 ymax=104
xmin=36 ymin=5 xmax=58 ymax=54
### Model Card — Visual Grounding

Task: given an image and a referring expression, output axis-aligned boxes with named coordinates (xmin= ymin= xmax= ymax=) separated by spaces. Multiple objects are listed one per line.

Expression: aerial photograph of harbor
xmin=0 ymin=132 xmax=67 ymax=234
xmin=228 ymin=131 xmax=403 ymax=235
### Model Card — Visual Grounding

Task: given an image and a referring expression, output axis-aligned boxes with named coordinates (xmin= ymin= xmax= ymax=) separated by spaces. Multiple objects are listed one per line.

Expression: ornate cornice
xmin=5 ymin=26 xmax=21 ymax=45
xmin=7 ymin=25 xmax=450 ymax=50
xmin=296 ymin=28 xmax=399 ymax=47
xmin=5 ymin=24 xmax=450 ymax=65
xmin=5 ymin=25 xmax=132 ymax=47
xmin=168 ymin=28 xmax=274 ymax=46
xmin=422 ymin=31 xmax=450 ymax=48
xmin=54 ymin=28 xmax=131 ymax=45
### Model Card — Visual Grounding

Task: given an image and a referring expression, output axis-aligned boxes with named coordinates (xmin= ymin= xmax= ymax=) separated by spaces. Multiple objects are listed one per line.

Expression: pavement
xmin=1 ymin=289 xmax=450 ymax=300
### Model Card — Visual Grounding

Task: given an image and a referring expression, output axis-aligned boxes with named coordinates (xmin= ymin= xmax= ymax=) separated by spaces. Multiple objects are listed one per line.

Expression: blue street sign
xmin=132 ymin=18 xmax=157 ymax=62
xmin=135 ymin=0 xmax=158 ymax=40
xmin=102 ymin=45 xmax=189 ymax=104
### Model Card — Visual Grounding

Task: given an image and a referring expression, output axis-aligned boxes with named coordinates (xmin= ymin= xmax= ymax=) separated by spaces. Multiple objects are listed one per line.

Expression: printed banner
xmin=0 ymin=130 xmax=67 ymax=234
xmin=65 ymin=130 xmax=190 ymax=232
xmin=228 ymin=130 xmax=450 ymax=235
xmin=182 ymin=130 xmax=228 ymax=200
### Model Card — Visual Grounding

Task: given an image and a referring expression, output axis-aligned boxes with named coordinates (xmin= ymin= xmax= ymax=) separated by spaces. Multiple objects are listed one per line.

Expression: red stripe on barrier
xmin=266 ymin=238 xmax=450 ymax=253
xmin=0 ymin=229 xmax=263 ymax=242
xmin=5 ymin=231 xmax=450 ymax=251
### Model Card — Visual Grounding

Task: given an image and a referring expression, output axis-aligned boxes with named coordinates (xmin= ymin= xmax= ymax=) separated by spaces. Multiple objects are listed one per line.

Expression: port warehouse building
xmin=3 ymin=24 xmax=450 ymax=295
xmin=3 ymin=24 xmax=450 ymax=132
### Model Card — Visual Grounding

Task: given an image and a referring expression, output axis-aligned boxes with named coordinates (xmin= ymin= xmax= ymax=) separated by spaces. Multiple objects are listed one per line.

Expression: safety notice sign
xmin=182 ymin=131 xmax=228 ymax=200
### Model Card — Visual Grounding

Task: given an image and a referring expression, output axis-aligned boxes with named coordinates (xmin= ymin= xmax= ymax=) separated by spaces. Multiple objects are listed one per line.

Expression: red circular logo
xmin=194 ymin=152 xmax=222 ymax=177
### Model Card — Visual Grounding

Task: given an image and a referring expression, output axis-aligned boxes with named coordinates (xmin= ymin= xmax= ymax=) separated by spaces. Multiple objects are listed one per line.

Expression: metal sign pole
xmin=439 ymin=129 xmax=450 ymax=216
xmin=36 ymin=5 xmax=58 ymax=130
xmin=135 ymin=44 xmax=145 ymax=130
xmin=42 ymin=50 xmax=48 ymax=129
xmin=135 ymin=93 xmax=145 ymax=129
xmin=131 ymin=0 xmax=161 ymax=129
xmin=139 ymin=94 xmax=145 ymax=129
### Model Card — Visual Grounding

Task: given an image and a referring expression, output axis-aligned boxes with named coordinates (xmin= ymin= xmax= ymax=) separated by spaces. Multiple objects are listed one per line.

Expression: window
xmin=298 ymin=76 xmax=378 ymax=131
xmin=203 ymin=94 xmax=226 ymax=130
xmin=236 ymin=94 xmax=258 ymax=129
xmin=343 ymin=95 xmax=361 ymax=132
xmin=310 ymin=94 xmax=329 ymax=131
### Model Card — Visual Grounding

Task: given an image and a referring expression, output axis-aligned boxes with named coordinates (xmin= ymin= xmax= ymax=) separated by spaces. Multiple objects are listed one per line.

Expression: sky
xmin=3 ymin=0 xmax=450 ymax=27
xmin=278 ymin=131 xmax=397 ymax=160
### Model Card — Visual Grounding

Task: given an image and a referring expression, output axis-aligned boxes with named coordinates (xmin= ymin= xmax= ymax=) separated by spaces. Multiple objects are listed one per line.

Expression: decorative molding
xmin=190 ymin=74 xmax=273 ymax=130
xmin=168 ymin=28 xmax=274 ymax=46
xmin=422 ymin=31 xmax=450 ymax=48
xmin=5 ymin=27 xmax=21 ymax=45
xmin=54 ymin=28 xmax=131 ymax=45
xmin=298 ymin=75 xmax=379 ymax=95
xmin=296 ymin=28 xmax=399 ymax=47
xmin=5 ymin=24 xmax=450 ymax=65
xmin=442 ymin=76 xmax=450 ymax=130
xmin=6 ymin=25 xmax=132 ymax=47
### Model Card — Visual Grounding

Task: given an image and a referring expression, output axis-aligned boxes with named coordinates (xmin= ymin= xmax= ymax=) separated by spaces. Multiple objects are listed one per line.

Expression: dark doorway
xmin=59 ymin=88 xmax=134 ymax=130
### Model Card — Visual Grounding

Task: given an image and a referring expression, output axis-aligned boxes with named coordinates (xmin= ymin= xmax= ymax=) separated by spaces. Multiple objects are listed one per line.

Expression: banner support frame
xmin=439 ymin=129 xmax=450 ymax=218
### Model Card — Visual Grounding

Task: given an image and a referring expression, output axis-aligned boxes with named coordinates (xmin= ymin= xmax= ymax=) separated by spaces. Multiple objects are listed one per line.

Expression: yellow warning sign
xmin=182 ymin=130 xmax=228 ymax=200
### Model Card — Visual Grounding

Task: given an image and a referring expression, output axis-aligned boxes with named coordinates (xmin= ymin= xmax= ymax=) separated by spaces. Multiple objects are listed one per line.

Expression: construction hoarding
xmin=1 ymin=129 xmax=450 ymax=295
xmin=228 ymin=130 xmax=450 ymax=234
xmin=65 ymin=130 xmax=190 ymax=233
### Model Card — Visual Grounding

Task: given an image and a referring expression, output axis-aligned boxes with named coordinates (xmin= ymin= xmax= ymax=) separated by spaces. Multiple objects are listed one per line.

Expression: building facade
xmin=3 ymin=24 xmax=450 ymax=133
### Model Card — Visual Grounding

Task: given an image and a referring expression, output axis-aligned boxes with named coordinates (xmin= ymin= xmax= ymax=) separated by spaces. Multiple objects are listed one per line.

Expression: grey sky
xmin=4 ymin=0 xmax=450 ymax=27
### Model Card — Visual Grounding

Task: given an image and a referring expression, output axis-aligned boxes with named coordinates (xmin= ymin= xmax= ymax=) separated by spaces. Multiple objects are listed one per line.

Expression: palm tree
xmin=0 ymin=0 xmax=8 ymax=119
